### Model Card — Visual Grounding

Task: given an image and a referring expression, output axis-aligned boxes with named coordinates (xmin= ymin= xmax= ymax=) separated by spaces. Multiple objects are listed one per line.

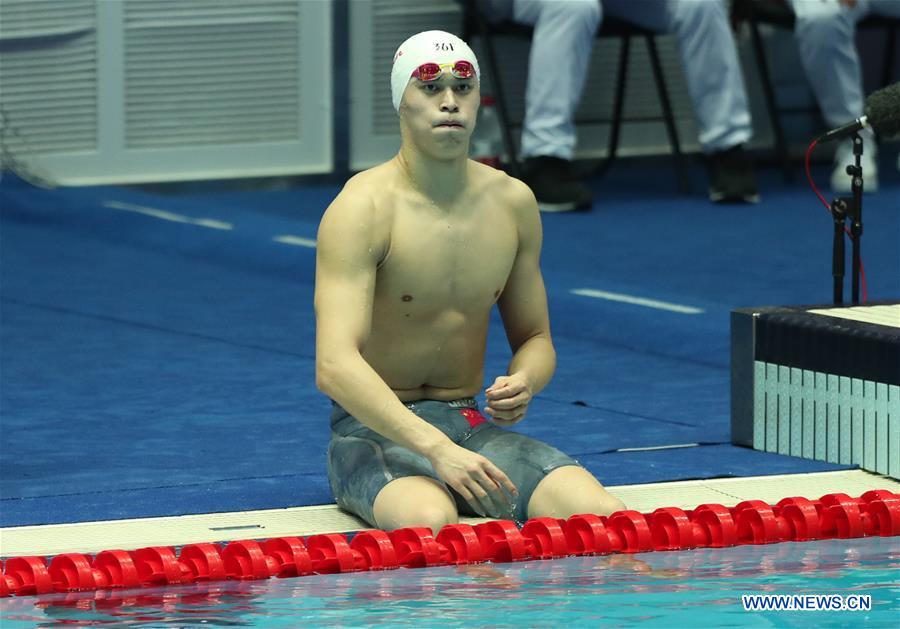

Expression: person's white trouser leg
xmin=603 ymin=0 xmax=753 ymax=153
xmin=512 ymin=0 xmax=601 ymax=160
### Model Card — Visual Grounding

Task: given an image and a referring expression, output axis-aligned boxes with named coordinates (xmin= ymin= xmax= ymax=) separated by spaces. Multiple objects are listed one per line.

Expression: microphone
xmin=816 ymin=82 xmax=900 ymax=143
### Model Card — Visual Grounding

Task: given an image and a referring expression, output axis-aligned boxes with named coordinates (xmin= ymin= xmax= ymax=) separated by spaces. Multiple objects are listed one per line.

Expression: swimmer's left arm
xmin=488 ymin=180 xmax=556 ymax=425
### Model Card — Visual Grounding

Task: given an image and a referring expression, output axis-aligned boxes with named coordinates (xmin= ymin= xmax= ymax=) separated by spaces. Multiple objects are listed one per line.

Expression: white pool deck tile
xmin=1 ymin=470 xmax=896 ymax=558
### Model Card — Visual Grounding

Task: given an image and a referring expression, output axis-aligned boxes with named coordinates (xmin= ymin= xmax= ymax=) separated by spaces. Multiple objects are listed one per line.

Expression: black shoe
xmin=522 ymin=156 xmax=594 ymax=212
xmin=708 ymin=145 xmax=760 ymax=204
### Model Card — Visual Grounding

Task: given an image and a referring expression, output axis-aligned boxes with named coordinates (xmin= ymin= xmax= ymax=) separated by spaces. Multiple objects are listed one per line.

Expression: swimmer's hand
xmin=484 ymin=374 xmax=532 ymax=426
xmin=427 ymin=442 xmax=519 ymax=518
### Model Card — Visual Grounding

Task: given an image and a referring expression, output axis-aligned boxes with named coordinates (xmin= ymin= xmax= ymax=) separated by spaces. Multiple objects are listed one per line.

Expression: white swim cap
xmin=390 ymin=30 xmax=480 ymax=112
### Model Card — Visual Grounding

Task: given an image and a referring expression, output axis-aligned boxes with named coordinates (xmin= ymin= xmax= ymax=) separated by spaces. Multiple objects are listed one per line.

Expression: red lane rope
xmin=805 ymin=139 xmax=869 ymax=303
xmin=2 ymin=490 xmax=897 ymax=597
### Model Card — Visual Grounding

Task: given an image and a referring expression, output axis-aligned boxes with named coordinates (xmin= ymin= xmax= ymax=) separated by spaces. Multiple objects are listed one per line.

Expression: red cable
xmin=804 ymin=139 xmax=868 ymax=303
xmin=804 ymin=139 xmax=831 ymax=211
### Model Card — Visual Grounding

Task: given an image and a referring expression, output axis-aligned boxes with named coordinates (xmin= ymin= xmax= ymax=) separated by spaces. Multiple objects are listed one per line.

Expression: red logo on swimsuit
xmin=458 ymin=408 xmax=487 ymax=428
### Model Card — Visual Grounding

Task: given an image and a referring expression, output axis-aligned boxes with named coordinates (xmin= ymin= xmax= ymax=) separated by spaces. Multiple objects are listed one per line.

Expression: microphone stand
xmin=848 ymin=133 xmax=864 ymax=305
xmin=830 ymin=197 xmax=847 ymax=305
xmin=828 ymin=132 xmax=865 ymax=305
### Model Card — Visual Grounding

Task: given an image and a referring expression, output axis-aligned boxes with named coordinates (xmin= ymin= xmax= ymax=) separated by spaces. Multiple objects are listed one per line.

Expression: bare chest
xmin=375 ymin=208 xmax=517 ymax=314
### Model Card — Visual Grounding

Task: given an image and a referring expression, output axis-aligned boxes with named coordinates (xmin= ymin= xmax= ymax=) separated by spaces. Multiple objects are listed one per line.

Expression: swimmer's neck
xmin=396 ymin=144 xmax=468 ymax=208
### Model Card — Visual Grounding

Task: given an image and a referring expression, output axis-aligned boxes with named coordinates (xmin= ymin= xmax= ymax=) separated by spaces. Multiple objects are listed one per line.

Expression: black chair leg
xmin=749 ymin=20 xmax=792 ymax=181
xmin=593 ymin=36 xmax=630 ymax=179
xmin=646 ymin=35 xmax=690 ymax=193
xmin=472 ymin=11 xmax=522 ymax=178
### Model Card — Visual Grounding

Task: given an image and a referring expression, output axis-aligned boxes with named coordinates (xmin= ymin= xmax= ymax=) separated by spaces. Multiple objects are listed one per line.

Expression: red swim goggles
xmin=410 ymin=60 xmax=476 ymax=82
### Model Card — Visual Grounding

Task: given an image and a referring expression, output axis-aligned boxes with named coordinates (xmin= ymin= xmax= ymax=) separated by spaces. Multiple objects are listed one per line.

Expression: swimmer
xmin=315 ymin=30 xmax=625 ymax=533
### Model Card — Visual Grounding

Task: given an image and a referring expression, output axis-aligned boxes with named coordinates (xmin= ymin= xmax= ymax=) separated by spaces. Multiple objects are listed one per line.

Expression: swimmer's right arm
xmin=314 ymin=189 xmax=444 ymax=454
xmin=314 ymin=189 xmax=516 ymax=517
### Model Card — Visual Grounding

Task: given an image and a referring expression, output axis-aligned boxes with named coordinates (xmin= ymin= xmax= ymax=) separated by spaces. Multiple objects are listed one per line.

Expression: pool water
xmin=1 ymin=537 xmax=897 ymax=627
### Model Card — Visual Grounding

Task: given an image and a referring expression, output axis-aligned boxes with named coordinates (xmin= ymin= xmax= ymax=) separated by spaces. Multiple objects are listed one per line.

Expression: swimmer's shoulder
xmin=319 ymin=163 xmax=397 ymax=256
xmin=324 ymin=161 xmax=402 ymax=221
xmin=469 ymin=160 xmax=539 ymax=219
xmin=333 ymin=162 xmax=399 ymax=207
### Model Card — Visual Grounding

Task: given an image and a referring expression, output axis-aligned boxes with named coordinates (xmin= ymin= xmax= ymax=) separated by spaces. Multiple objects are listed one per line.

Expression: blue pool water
xmin=1 ymin=537 xmax=897 ymax=627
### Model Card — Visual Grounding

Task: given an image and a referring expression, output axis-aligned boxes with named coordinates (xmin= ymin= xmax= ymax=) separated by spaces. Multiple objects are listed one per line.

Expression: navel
xmin=402 ymin=294 xmax=413 ymax=302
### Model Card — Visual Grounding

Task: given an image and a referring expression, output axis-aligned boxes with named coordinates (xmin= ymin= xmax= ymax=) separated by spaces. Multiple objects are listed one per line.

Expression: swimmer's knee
xmin=544 ymin=489 xmax=624 ymax=518
xmin=376 ymin=504 xmax=458 ymax=535
xmin=372 ymin=476 xmax=459 ymax=534
xmin=409 ymin=505 xmax=458 ymax=532
xmin=592 ymin=494 xmax=626 ymax=517
xmin=528 ymin=465 xmax=625 ymax=519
